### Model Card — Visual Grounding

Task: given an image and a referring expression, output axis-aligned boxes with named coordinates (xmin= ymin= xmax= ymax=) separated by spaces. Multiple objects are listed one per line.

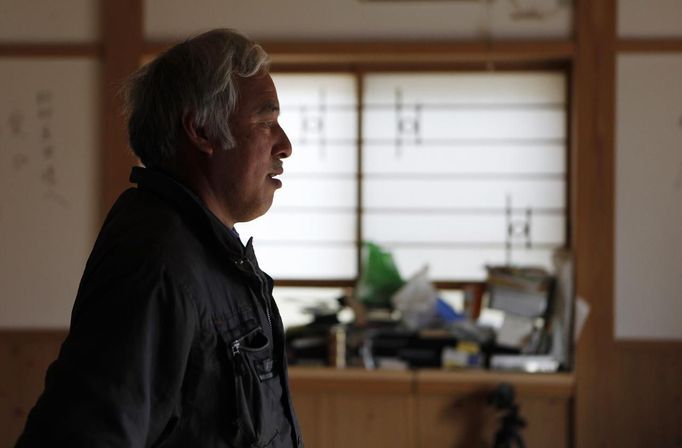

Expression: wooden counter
xmin=0 ymin=332 xmax=573 ymax=447
xmin=289 ymin=367 xmax=575 ymax=448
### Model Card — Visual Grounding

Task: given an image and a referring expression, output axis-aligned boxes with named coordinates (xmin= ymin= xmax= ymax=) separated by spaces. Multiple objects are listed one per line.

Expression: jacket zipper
xmin=246 ymin=259 xmax=272 ymax=329
xmin=230 ymin=326 xmax=269 ymax=357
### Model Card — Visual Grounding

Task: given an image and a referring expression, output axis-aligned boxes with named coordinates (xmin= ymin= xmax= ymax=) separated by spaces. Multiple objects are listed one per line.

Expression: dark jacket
xmin=16 ymin=167 xmax=303 ymax=448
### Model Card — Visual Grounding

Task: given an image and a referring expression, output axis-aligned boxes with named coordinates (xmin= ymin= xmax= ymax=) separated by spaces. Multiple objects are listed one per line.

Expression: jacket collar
xmin=129 ymin=166 xmax=254 ymax=260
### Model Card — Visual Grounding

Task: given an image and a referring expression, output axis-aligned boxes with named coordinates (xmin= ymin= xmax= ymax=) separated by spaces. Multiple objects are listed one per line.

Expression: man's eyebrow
xmin=256 ymin=100 xmax=280 ymax=115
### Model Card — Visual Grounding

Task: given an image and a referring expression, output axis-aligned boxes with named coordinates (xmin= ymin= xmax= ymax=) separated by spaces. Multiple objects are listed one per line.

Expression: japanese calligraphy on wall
xmin=0 ymin=58 xmax=99 ymax=327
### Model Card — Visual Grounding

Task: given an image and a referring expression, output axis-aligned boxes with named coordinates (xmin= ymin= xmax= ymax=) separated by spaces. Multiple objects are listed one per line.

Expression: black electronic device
xmin=488 ymin=382 xmax=527 ymax=448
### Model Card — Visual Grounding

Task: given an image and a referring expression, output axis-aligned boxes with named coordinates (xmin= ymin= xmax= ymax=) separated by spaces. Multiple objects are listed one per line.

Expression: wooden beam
xmin=0 ymin=44 xmax=101 ymax=57
xmin=617 ymin=38 xmax=682 ymax=53
xmin=100 ymin=0 xmax=143 ymax=219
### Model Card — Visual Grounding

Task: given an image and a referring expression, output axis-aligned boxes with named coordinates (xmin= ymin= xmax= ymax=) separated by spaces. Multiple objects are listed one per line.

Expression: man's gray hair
xmin=123 ymin=29 xmax=270 ymax=167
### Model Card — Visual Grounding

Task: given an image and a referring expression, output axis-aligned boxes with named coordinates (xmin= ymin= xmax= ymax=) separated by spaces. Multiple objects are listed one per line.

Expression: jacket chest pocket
xmin=231 ymin=326 xmax=275 ymax=381
xmin=216 ymin=323 xmax=283 ymax=447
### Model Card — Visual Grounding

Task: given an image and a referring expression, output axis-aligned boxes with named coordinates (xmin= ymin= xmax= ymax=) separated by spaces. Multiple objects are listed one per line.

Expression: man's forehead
xmin=236 ymin=74 xmax=279 ymax=113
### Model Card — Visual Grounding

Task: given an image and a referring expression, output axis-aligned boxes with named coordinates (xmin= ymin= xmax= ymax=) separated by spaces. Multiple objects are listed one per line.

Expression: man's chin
xmin=241 ymin=200 xmax=274 ymax=223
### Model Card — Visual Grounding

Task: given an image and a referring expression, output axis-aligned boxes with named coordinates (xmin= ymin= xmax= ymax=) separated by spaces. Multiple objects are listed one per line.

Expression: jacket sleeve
xmin=15 ymin=256 xmax=197 ymax=448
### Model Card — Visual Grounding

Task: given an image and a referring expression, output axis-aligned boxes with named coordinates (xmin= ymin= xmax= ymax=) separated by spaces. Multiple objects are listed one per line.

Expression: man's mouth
xmin=268 ymin=169 xmax=284 ymax=187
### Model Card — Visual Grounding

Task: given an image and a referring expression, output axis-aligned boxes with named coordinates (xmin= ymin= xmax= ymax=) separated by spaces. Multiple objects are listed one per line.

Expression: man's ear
xmin=182 ymin=113 xmax=214 ymax=156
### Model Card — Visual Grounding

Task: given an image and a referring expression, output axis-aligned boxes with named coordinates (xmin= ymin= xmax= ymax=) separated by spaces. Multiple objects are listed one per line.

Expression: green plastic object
xmin=357 ymin=242 xmax=404 ymax=308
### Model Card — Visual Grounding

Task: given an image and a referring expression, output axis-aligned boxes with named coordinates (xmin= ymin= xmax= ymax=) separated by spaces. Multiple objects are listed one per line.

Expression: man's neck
xmin=156 ymin=153 xmax=236 ymax=229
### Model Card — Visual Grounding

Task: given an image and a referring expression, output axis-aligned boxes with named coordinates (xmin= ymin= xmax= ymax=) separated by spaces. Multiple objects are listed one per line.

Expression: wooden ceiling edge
xmin=144 ymin=40 xmax=574 ymax=64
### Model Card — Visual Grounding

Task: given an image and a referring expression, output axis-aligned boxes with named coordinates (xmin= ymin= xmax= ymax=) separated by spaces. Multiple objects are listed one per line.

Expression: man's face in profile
xmin=209 ymin=72 xmax=292 ymax=225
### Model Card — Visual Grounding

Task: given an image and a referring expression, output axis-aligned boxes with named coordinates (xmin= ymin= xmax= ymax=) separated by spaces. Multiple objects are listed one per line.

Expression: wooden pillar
xmin=100 ymin=0 xmax=143 ymax=219
xmin=573 ymin=0 xmax=617 ymax=446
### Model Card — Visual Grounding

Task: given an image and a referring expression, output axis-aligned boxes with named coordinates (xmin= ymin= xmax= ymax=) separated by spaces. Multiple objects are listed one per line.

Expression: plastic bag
xmin=391 ymin=266 xmax=438 ymax=331
xmin=357 ymin=242 xmax=404 ymax=308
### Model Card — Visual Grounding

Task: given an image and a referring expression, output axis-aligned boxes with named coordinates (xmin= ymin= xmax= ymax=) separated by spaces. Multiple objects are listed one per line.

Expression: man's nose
xmin=275 ymin=125 xmax=292 ymax=159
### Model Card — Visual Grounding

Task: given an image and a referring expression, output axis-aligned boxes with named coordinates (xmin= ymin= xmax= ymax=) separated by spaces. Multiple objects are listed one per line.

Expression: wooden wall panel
xmin=323 ymin=393 xmax=414 ymax=448
xmin=289 ymin=393 xmax=322 ymax=447
xmin=0 ymin=338 xmax=13 ymax=447
xmin=416 ymin=394 xmax=571 ymax=448
xmin=416 ymin=370 xmax=574 ymax=448
xmin=609 ymin=343 xmax=682 ymax=446
xmin=416 ymin=393 xmax=497 ymax=448
xmin=0 ymin=331 xmax=66 ymax=448
xmin=289 ymin=368 xmax=415 ymax=448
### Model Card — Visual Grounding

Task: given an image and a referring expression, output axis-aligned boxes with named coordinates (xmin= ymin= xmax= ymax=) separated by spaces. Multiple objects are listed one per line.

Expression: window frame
xmin=265 ymin=53 xmax=572 ymax=290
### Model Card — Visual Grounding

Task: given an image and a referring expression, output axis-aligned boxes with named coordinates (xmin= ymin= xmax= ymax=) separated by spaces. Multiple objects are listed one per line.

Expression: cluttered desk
xmin=285 ymin=243 xmax=576 ymax=374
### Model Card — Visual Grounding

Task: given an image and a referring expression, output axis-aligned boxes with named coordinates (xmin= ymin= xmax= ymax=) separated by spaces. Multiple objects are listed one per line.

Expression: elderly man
xmin=16 ymin=29 xmax=302 ymax=447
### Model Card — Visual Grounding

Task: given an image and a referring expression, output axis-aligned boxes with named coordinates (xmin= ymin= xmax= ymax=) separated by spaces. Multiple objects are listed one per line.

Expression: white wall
xmin=0 ymin=59 xmax=100 ymax=328
xmin=619 ymin=0 xmax=682 ymax=38
xmin=615 ymin=54 xmax=682 ymax=340
xmin=615 ymin=0 xmax=682 ymax=340
xmin=145 ymin=0 xmax=571 ymax=41
xmin=0 ymin=0 xmax=99 ymax=42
